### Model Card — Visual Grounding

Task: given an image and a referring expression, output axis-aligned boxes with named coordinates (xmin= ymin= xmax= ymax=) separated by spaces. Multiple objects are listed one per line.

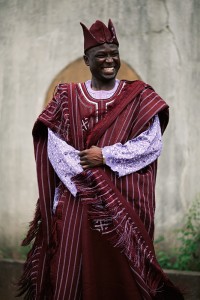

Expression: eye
xmin=111 ymin=52 xmax=119 ymax=57
xmin=95 ymin=54 xmax=106 ymax=59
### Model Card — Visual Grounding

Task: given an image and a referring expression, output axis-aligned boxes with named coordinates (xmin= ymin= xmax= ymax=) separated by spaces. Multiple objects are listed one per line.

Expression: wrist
xmin=101 ymin=148 xmax=106 ymax=165
xmin=101 ymin=150 xmax=106 ymax=165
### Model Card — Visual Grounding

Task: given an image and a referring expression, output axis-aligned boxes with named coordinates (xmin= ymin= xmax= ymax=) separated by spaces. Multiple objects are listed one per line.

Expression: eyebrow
xmin=95 ymin=49 xmax=119 ymax=54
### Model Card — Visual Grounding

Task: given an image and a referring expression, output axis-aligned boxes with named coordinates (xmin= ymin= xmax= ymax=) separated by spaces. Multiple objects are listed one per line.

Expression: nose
xmin=105 ymin=55 xmax=113 ymax=62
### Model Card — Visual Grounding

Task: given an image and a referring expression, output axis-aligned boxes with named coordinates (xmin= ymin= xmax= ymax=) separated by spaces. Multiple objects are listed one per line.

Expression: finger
xmin=79 ymin=151 xmax=86 ymax=157
xmin=82 ymin=164 xmax=90 ymax=170
xmin=80 ymin=159 xmax=90 ymax=166
xmin=80 ymin=157 xmax=87 ymax=162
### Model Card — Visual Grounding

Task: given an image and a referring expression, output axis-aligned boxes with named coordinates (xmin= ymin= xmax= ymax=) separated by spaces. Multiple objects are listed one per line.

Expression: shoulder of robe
xmin=121 ymin=79 xmax=154 ymax=93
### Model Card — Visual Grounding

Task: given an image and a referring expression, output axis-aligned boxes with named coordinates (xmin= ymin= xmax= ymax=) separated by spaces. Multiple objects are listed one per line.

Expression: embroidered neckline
xmin=78 ymin=80 xmax=125 ymax=103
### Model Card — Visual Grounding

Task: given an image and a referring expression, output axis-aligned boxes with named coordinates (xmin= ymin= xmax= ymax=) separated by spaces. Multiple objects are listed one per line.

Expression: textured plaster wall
xmin=0 ymin=0 xmax=199 ymax=250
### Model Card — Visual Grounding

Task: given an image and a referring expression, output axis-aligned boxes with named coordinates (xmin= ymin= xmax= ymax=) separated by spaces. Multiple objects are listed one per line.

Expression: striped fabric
xmin=18 ymin=80 xmax=183 ymax=300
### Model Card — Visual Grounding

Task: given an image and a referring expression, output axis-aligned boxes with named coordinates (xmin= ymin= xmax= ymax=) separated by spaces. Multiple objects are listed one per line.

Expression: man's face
xmin=84 ymin=43 xmax=121 ymax=82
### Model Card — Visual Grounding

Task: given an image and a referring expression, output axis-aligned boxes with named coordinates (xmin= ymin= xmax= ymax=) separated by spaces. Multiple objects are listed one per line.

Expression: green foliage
xmin=155 ymin=195 xmax=200 ymax=271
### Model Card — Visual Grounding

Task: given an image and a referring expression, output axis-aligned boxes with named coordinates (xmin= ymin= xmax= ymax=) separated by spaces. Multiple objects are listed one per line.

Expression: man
xmin=18 ymin=20 xmax=184 ymax=299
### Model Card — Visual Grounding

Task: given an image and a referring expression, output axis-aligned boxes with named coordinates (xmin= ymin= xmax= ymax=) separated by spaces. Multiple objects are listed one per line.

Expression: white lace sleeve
xmin=47 ymin=128 xmax=83 ymax=196
xmin=102 ymin=114 xmax=162 ymax=177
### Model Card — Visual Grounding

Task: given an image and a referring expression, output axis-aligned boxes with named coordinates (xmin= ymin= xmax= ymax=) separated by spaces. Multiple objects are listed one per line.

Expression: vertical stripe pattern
xmin=18 ymin=80 xmax=184 ymax=300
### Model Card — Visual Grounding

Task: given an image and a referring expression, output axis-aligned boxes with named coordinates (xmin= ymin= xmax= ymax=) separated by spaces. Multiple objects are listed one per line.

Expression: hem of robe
xmin=81 ymin=205 xmax=143 ymax=300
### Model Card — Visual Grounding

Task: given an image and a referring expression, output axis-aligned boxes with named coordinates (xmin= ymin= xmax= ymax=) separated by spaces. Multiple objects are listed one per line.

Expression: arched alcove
xmin=45 ymin=57 xmax=141 ymax=105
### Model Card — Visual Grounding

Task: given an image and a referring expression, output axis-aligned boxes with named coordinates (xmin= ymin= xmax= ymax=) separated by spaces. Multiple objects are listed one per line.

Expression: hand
xmin=79 ymin=146 xmax=103 ymax=170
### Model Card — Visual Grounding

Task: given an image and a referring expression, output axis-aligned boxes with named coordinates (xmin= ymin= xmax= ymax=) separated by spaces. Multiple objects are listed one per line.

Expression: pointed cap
xmin=80 ymin=19 xmax=119 ymax=52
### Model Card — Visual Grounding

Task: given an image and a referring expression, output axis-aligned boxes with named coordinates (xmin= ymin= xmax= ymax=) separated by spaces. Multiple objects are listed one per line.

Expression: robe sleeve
xmin=102 ymin=114 xmax=162 ymax=177
xmin=47 ymin=128 xmax=83 ymax=197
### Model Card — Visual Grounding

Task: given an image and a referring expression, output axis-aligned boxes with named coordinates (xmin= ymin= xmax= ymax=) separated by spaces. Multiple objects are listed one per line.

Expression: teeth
xmin=104 ymin=67 xmax=114 ymax=70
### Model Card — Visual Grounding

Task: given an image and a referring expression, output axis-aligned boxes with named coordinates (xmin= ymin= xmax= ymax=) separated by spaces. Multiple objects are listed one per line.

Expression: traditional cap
xmin=80 ymin=19 xmax=119 ymax=52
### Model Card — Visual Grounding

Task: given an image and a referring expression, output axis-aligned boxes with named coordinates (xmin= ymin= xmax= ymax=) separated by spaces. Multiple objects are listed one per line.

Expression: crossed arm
xmin=47 ymin=114 xmax=162 ymax=193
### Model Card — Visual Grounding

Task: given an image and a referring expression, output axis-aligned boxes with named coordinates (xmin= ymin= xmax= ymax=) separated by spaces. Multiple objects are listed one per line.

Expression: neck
xmin=90 ymin=78 xmax=116 ymax=91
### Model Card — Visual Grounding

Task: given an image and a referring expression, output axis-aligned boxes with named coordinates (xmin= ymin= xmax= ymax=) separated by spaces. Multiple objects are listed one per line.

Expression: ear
xmin=83 ymin=54 xmax=89 ymax=66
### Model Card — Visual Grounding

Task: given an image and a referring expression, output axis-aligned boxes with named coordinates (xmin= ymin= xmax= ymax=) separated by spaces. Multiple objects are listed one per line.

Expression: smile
xmin=102 ymin=67 xmax=115 ymax=74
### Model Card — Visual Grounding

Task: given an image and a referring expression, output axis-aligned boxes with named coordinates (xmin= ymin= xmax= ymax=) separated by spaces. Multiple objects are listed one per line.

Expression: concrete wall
xmin=0 ymin=0 xmax=199 ymax=252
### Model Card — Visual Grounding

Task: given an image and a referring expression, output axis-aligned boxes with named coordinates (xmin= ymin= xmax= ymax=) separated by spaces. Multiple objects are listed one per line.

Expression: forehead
xmin=87 ymin=43 xmax=119 ymax=55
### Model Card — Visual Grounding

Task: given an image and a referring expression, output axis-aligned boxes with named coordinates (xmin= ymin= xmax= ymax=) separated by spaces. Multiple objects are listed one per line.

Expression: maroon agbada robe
xmin=18 ymin=80 xmax=184 ymax=300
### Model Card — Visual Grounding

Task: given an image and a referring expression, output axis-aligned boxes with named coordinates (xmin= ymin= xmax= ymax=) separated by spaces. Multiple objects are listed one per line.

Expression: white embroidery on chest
xmin=81 ymin=117 xmax=90 ymax=132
